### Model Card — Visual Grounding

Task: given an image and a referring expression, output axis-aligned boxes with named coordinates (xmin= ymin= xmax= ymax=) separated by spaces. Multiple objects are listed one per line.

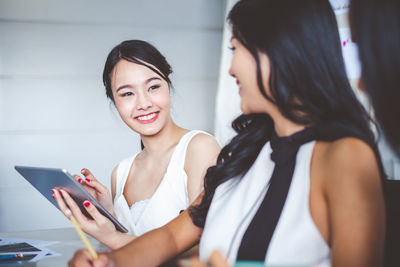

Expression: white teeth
xmin=137 ymin=113 xmax=157 ymax=121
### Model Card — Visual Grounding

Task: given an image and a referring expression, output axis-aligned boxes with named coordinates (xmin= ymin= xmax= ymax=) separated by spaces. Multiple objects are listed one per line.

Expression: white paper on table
xmin=0 ymin=237 xmax=61 ymax=262
xmin=0 ymin=237 xmax=59 ymax=247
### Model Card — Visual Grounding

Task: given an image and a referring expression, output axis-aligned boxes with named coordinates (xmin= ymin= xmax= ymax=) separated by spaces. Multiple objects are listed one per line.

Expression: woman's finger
xmin=53 ymin=189 xmax=73 ymax=218
xmin=84 ymin=178 xmax=109 ymax=195
xmin=93 ymin=254 xmax=110 ymax=267
xmin=59 ymin=189 xmax=89 ymax=224
xmin=187 ymin=257 xmax=205 ymax=267
xmin=82 ymin=200 xmax=107 ymax=223
xmin=73 ymin=174 xmax=95 ymax=195
xmin=209 ymin=251 xmax=229 ymax=267
xmin=73 ymin=174 xmax=85 ymax=184
xmin=68 ymin=249 xmax=93 ymax=267
xmin=81 ymin=168 xmax=97 ymax=181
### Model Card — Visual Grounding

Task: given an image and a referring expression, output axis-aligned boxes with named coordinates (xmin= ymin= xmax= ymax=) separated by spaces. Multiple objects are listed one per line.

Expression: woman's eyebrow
xmin=145 ymin=77 xmax=162 ymax=84
xmin=116 ymin=84 xmax=132 ymax=92
xmin=116 ymin=77 xmax=162 ymax=92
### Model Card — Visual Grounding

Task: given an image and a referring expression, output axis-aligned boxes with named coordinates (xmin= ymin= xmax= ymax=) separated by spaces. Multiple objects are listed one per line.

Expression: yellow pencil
xmin=66 ymin=210 xmax=98 ymax=260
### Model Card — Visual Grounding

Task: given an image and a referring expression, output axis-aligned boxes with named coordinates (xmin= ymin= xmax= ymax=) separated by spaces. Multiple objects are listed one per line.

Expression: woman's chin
xmin=137 ymin=127 xmax=163 ymax=137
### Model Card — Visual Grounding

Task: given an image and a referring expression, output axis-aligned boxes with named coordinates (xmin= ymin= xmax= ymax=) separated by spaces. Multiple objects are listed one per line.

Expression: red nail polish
xmin=52 ymin=195 xmax=55 ymax=199
xmin=78 ymin=178 xmax=82 ymax=183
xmin=51 ymin=189 xmax=54 ymax=194
xmin=84 ymin=202 xmax=90 ymax=208
xmin=86 ymin=179 xmax=91 ymax=183
xmin=60 ymin=191 xmax=63 ymax=196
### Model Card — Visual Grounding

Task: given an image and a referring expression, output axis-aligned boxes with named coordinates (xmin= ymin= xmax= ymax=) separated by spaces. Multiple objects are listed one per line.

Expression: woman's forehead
xmin=111 ymin=60 xmax=164 ymax=88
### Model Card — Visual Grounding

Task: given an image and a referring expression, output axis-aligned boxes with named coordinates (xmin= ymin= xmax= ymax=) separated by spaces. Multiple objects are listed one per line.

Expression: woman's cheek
xmin=153 ymin=93 xmax=171 ymax=109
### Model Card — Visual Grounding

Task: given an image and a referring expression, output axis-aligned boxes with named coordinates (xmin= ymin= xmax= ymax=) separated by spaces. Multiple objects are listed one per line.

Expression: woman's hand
xmin=186 ymin=251 xmax=229 ymax=267
xmin=53 ymin=188 xmax=120 ymax=247
xmin=74 ymin=168 xmax=115 ymax=215
xmin=68 ymin=250 xmax=113 ymax=267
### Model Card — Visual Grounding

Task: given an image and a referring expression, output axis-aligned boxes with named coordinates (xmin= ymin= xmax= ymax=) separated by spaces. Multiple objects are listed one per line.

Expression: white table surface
xmin=0 ymin=227 xmax=104 ymax=267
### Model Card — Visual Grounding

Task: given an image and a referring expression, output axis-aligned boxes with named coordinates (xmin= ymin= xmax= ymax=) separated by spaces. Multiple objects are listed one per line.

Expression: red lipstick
xmin=134 ymin=112 xmax=159 ymax=124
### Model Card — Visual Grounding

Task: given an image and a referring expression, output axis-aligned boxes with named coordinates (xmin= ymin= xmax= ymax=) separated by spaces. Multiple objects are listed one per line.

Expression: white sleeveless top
xmin=200 ymin=141 xmax=331 ymax=266
xmin=114 ymin=130 xmax=208 ymax=236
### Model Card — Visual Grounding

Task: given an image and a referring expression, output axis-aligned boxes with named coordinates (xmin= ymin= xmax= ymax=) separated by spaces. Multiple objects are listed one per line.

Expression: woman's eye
xmin=149 ymin=85 xmax=160 ymax=91
xmin=121 ymin=92 xmax=133 ymax=97
xmin=228 ymin=45 xmax=236 ymax=51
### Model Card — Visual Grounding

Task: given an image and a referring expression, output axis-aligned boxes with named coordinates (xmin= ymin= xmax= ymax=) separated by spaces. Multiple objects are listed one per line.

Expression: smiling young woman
xmin=53 ymin=40 xmax=220 ymax=250
xmin=111 ymin=58 xmax=172 ymax=136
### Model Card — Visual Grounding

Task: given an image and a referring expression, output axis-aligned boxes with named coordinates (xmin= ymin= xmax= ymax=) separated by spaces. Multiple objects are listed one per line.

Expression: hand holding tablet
xmin=14 ymin=165 xmax=128 ymax=233
xmin=73 ymin=168 xmax=115 ymax=216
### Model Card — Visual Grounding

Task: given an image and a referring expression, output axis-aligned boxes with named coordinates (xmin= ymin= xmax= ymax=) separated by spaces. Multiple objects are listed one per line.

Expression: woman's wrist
xmin=109 ymin=231 xmax=137 ymax=250
xmin=101 ymin=230 xmax=124 ymax=250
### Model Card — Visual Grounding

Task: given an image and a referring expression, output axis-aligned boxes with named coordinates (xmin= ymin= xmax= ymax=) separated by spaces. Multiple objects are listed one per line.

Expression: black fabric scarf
xmin=236 ymin=123 xmax=378 ymax=262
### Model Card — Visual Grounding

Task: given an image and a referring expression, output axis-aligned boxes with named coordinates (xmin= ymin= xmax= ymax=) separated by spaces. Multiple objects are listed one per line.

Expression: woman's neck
xmin=271 ymin=111 xmax=306 ymax=137
xmin=140 ymin=119 xmax=186 ymax=157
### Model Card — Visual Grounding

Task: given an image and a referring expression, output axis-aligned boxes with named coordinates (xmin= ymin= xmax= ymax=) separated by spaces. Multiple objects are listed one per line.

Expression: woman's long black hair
xmin=190 ymin=0 xmax=378 ymax=227
xmin=350 ymin=0 xmax=400 ymax=155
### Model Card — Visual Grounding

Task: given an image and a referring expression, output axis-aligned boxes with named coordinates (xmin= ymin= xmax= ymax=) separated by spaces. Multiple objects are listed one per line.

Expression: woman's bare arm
xmin=111 ymin=166 xmax=118 ymax=202
xmin=69 ymin=198 xmax=204 ymax=267
xmin=185 ymin=133 xmax=220 ymax=203
xmin=317 ymin=138 xmax=385 ymax=267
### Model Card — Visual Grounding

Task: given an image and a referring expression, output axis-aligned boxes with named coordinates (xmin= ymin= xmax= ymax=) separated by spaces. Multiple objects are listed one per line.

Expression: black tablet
xmin=15 ymin=165 xmax=128 ymax=233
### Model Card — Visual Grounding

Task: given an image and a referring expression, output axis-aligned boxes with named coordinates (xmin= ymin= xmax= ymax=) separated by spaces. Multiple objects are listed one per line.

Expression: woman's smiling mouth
xmin=135 ymin=112 xmax=159 ymax=124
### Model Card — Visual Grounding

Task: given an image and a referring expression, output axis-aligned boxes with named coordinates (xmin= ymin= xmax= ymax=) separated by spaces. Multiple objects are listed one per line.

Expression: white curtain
xmin=214 ymin=0 xmax=240 ymax=146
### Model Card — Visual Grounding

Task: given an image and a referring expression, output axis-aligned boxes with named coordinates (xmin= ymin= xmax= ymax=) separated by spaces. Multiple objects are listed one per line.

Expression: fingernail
xmin=51 ymin=189 xmax=54 ymax=194
xmin=78 ymin=178 xmax=83 ymax=183
xmin=60 ymin=191 xmax=63 ymax=196
xmin=86 ymin=178 xmax=91 ymax=183
xmin=84 ymin=201 xmax=90 ymax=208
xmin=52 ymin=195 xmax=55 ymax=199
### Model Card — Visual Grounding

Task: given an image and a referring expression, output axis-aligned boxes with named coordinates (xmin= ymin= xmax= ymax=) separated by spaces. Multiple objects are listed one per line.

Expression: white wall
xmin=0 ymin=0 xmax=225 ymax=232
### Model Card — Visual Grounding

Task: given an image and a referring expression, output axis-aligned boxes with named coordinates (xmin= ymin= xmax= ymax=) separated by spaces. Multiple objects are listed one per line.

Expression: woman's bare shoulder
xmin=186 ymin=132 xmax=221 ymax=158
xmin=189 ymin=132 xmax=220 ymax=147
xmin=185 ymin=132 xmax=220 ymax=173
xmin=315 ymin=137 xmax=381 ymax=192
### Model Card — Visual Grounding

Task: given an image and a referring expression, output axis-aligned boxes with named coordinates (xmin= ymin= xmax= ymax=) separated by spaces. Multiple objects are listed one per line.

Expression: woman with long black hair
xmin=68 ymin=1 xmax=385 ymax=266
xmin=53 ymin=40 xmax=220 ymax=249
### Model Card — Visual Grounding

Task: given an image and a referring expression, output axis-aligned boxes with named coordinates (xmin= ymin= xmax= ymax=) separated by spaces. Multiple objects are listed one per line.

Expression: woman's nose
xmin=136 ymin=92 xmax=152 ymax=110
xmin=229 ymin=64 xmax=236 ymax=78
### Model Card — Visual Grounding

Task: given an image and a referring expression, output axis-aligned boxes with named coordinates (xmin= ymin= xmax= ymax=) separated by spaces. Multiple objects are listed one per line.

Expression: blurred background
xmin=0 ymin=0 xmax=226 ymax=232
